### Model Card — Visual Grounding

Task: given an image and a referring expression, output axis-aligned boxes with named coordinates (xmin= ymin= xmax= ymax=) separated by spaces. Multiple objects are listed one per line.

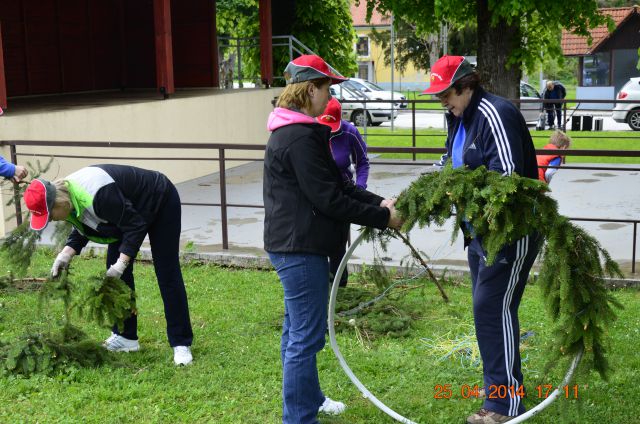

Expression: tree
xmin=217 ymin=0 xmax=357 ymax=86
xmin=368 ymin=16 xmax=477 ymax=75
xmin=364 ymin=0 xmax=613 ymax=99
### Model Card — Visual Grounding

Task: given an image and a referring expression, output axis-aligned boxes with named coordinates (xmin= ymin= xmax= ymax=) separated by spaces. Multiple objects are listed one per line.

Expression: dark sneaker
xmin=466 ymin=408 xmax=514 ymax=423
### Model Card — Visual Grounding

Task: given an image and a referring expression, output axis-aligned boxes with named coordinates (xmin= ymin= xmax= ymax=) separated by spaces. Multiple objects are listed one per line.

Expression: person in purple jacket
xmin=318 ymin=98 xmax=370 ymax=287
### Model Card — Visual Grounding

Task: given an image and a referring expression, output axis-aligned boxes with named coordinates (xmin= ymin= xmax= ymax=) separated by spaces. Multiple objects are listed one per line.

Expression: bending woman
xmin=23 ymin=164 xmax=194 ymax=366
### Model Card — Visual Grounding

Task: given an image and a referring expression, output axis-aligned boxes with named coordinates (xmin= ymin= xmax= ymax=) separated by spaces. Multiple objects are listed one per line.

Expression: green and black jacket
xmin=65 ymin=164 xmax=169 ymax=257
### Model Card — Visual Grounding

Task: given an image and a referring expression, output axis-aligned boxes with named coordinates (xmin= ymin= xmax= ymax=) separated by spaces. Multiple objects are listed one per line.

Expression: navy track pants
xmin=468 ymin=234 xmax=540 ymax=417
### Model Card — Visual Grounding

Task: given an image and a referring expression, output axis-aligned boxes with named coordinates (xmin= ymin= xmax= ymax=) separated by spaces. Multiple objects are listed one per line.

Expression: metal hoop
xmin=327 ymin=230 xmax=583 ymax=423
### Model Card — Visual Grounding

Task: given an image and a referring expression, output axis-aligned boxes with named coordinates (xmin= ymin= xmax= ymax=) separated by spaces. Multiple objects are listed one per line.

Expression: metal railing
xmin=0 ymin=134 xmax=640 ymax=274
xmin=217 ymin=35 xmax=341 ymax=88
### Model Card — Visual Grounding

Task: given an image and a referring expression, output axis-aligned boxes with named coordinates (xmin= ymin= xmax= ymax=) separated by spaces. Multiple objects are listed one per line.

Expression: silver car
xmin=330 ymin=84 xmax=398 ymax=127
xmin=519 ymin=81 xmax=544 ymax=124
xmin=613 ymin=77 xmax=640 ymax=131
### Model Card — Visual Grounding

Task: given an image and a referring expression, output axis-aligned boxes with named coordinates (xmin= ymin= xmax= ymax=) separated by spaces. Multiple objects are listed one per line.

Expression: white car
xmin=343 ymin=77 xmax=408 ymax=109
xmin=330 ymin=84 xmax=399 ymax=127
xmin=519 ymin=81 xmax=544 ymax=124
xmin=613 ymin=77 xmax=640 ymax=131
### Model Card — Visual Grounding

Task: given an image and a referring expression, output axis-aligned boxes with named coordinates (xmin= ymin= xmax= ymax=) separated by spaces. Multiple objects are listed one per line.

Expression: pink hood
xmin=267 ymin=107 xmax=317 ymax=131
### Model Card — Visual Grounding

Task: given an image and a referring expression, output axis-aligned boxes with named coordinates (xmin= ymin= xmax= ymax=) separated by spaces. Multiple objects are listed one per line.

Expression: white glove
xmin=51 ymin=252 xmax=72 ymax=278
xmin=106 ymin=258 xmax=129 ymax=279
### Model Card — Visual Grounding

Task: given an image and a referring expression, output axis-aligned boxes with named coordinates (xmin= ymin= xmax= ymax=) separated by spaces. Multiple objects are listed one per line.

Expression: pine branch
xmin=393 ymin=164 xmax=623 ymax=379
xmin=73 ymin=275 xmax=136 ymax=330
xmin=0 ymin=222 xmax=42 ymax=275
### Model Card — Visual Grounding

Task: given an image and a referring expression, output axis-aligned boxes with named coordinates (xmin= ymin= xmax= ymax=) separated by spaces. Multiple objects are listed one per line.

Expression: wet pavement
xmin=175 ymin=159 xmax=640 ymax=276
xmin=36 ymin=109 xmax=638 ymax=275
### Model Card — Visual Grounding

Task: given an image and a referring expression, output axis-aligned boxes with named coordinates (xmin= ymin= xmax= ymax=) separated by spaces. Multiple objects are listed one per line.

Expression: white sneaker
xmin=318 ymin=397 xmax=346 ymax=415
xmin=173 ymin=346 xmax=193 ymax=365
xmin=103 ymin=333 xmax=140 ymax=352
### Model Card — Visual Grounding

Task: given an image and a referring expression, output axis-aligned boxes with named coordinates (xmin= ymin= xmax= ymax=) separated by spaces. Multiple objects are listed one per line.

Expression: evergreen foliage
xmin=0 ymin=222 xmax=42 ymax=276
xmin=74 ymin=276 xmax=136 ymax=330
xmin=0 ymin=326 xmax=109 ymax=377
xmin=393 ymin=165 xmax=622 ymax=378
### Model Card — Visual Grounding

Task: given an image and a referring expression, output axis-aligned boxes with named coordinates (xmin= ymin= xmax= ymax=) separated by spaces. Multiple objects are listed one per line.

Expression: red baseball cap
xmin=23 ymin=178 xmax=57 ymax=231
xmin=422 ymin=55 xmax=475 ymax=95
xmin=318 ymin=98 xmax=342 ymax=133
xmin=284 ymin=55 xmax=348 ymax=85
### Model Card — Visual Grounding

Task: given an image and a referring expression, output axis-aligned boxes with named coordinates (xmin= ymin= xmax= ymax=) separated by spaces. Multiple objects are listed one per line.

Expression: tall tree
xmin=364 ymin=0 xmax=613 ymax=98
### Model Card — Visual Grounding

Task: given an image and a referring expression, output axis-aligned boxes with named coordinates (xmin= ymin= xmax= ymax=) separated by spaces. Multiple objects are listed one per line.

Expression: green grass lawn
xmin=0 ymin=250 xmax=638 ymax=423
xmin=358 ymin=128 xmax=640 ymax=163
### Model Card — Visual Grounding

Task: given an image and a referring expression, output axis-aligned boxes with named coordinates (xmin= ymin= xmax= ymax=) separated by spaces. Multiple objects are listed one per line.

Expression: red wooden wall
xmin=0 ymin=0 xmax=218 ymax=104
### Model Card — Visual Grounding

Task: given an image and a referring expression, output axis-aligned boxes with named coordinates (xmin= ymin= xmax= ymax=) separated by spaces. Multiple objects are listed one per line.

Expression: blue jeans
xmin=268 ymin=252 xmax=329 ymax=424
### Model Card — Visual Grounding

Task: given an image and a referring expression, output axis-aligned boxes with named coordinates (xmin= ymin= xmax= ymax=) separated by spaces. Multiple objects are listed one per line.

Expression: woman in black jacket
xmin=23 ymin=164 xmax=194 ymax=366
xmin=263 ymin=54 xmax=402 ymax=424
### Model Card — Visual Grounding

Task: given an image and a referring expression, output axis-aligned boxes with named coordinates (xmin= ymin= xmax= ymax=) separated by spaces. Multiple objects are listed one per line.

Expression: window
xmin=356 ymin=36 xmax=370 ymax=57
xmin=520 ymin=82 xmax=540 ymax=98
xmin=358 ymin=64 xmax=369 ymax=80
xmin=582 ymin=53 xmax=611 ymax=87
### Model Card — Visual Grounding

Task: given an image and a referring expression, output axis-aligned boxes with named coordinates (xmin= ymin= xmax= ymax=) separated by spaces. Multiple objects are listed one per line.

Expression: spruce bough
xmin=394 ymin=164 xmax=622 ymax=378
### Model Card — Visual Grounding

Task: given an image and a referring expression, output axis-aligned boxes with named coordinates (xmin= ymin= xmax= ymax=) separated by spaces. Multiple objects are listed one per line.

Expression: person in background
xmin=318 ymin=97 xmax=370 ymax=287
xmin=264 ymin=54 xmax=402 ymax=424
xmin=23 ymin=164 xmax=194 ymax=366
xmin=542 ymin=80 xmax=566 ymax=130
xmin=0 ymin=107 xmax=28 ymax=183
xmin=424 ymin=55 xmax=540 ymax=424
xmin=0 ymin=156 xmax=28 ymax=183
xmin=536 ymin=130 xmax=572 ymax=184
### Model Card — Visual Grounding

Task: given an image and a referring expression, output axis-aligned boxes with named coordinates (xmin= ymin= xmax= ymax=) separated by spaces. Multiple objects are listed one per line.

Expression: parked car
xmin=519 ymin=81 xmax=544 ymax=124
xmin=613 ymin=77 xmax=640 ymax=131
xmin=330 ymin=84 xmax=398 ymax=127
xmin=343 ymin=77 xmax=408 ymax=109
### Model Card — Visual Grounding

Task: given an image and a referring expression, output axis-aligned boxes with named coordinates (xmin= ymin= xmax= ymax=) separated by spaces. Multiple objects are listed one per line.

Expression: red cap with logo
xmin=23 ymin=178 xmax=57 ymax=231
xmin=284 ymin=55 xmax=348 ymax=85
xmin=422 ymin=55 xmax=475 ymax=95
xmin=317 ymin=98 xmax=342 ymax=133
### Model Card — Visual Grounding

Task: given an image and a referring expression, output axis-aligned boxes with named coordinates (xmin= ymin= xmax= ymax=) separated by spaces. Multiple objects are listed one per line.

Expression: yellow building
xmin=350 ymin=2 xmax=430 ymax=91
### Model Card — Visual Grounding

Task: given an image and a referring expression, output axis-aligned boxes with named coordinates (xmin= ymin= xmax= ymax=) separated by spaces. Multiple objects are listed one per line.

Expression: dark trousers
xmin=329 ymin=243 xmax=348 ymax=287
xmin=109 ymin=183 xmax=193 ymax=347
xmin=467 ymin=234 xmax=539 ymax=417
xmin=546 ymin=104 xmax=562 ymax=128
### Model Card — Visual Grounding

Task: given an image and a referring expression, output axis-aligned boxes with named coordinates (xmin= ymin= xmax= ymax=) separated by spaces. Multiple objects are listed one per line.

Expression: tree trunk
xmin=476 ymin=0 xmax=521 ymax=99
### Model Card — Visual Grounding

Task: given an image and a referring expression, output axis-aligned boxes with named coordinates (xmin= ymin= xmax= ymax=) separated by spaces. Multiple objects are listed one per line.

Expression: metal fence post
xmin=219 ymin=148 xmax=228 ymax=249
xmin=633 ymin=222 xmax=637 ymax=274
xmin=412 ymin=101 xmax=416 ymax=161
xmin=562 ymin=101 xmax=567 ymax=132
xmin=10 ymin=144 xmax=22 ymax=226
xmin=236 ymin=38 xmax=243 ymax=88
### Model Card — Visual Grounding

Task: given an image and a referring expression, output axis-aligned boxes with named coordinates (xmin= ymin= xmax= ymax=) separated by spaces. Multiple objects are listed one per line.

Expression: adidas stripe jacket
xmin=443 ymin=87 xmax=538 ymax=179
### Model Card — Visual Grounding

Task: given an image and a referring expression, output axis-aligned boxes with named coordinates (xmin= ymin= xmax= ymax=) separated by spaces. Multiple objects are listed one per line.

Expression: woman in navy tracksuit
xmin=424 ymin=56 xmax=540 ymax=424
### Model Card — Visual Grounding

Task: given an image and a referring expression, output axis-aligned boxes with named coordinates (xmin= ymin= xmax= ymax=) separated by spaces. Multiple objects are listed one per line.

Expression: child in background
xmin=536 ymin=130 xmax=571 ymax=183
